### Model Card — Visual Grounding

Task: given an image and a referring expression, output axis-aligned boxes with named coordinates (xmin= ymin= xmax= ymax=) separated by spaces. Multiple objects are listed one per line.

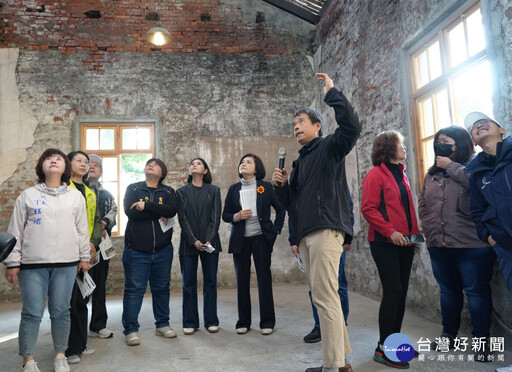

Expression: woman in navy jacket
xmin=177 ymin=158 xmax=222 ymax=335
xmin=222 ymin=153 xmax=285 ymax=335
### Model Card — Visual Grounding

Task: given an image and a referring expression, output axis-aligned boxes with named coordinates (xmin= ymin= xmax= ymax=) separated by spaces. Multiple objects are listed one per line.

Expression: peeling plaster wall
xmin=0 ymin=50 xmax=316 ymax=301
xmin=0 ymin=48 xmax=38 ymax=185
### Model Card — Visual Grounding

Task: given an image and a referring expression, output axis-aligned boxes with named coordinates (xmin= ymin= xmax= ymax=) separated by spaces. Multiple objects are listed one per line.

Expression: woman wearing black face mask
xmin=418 ymin=125 xmax=495 ymax=360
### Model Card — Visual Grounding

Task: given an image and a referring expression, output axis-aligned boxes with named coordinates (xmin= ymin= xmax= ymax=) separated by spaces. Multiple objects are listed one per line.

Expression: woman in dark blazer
xmin=177 ymin=158 xmax=222 ymax=335
xmin=222 ymin=153 xmax=285 ymax=336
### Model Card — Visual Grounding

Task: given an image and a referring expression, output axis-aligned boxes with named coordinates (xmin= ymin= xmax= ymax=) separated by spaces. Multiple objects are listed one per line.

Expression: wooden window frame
xmin=80 ymin=123 xmax=155 ymax=237
xmin=409 ymin=1 xmax=486 ymax=186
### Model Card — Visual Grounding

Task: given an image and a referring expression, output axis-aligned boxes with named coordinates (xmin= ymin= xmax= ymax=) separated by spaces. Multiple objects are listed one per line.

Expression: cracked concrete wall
xmin=0 ymin=48 xmax=38 ymax=186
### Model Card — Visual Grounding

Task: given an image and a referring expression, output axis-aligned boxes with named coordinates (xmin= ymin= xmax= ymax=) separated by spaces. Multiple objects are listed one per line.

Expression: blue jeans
xmin=180 ymin=252 xmax=219 ymax=328
xmin=18 ymin=266 xmax=76 ymax=357
xmin=428 ymin=247 xmax=495 ymax=337
xmin=492 ymin=243 xmax=512 ymax=294
xmin=310 ymin=252 xmax=348 ymax=327
xmin=122 ymin=244 xmax=173 ymax=335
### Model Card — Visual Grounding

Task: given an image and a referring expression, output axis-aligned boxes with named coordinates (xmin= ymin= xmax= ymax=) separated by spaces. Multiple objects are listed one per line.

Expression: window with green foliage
xmin=81 ymin=123 xmax=155 ymax=236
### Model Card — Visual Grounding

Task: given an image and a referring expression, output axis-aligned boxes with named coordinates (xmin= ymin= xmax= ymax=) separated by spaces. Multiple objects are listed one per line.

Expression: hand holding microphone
xmin=272 ymin=147 xmax=287 ymax=187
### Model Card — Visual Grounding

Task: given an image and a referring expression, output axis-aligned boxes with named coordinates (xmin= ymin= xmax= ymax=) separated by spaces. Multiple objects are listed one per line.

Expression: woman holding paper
xmin=177 ymin=158 xmax=222 ymax=335
xmin=66 ymin=151 xmax=103 ymax=365
xmin=122 ymin=158 xmax=179 ymax=346
xmin=222 ymin=154 xmax=285 ymax=335
xmin=3 ymin=148 xmax=90 ymax=372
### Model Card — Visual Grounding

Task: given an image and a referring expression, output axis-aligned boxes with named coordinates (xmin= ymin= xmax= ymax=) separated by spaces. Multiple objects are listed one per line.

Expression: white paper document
xmin=89 ymin=252 xmax=100 ymax=268
xmin=76 ymin=271 xmax=96 ymax=299
xmin=202 ymin=243 xmax=216 ymax=254
xmin=239 ymin=189 xmax=257 ymax=216
xmin=159 ymin=217 xmax=175 ymax=233
xmin=99 ymin=234 xmax=116 ymax=260
xmin=297 ymin=255 xmax=305 ymax=272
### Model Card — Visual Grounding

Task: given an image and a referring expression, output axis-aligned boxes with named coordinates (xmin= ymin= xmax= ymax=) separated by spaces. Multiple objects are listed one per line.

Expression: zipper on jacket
xmin=317 ymin=191 xmax=322 ymax=218
xmin=505 ymin=170 xmax=512 ymax=192
xmin=150 ymin=190 xmax=156 ymax=252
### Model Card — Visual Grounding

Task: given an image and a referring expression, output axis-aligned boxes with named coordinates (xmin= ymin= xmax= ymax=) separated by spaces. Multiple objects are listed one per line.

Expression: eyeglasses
xmin=73 ymin=159 xmax=90 ymax=165
xmin=404 ymin=234 xmax=425 ymax=244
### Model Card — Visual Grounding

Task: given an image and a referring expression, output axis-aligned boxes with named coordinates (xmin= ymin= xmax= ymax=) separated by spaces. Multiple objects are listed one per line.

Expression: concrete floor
xmin=0 ymin=283 xmax=511 ymax=372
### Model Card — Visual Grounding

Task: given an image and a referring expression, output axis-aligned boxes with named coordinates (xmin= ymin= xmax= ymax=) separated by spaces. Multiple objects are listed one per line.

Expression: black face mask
xmin=434 ymin=143 xmax=454 ymax=157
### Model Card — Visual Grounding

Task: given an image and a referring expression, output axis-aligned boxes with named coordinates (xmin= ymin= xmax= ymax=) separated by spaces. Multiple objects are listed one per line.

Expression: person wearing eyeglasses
xmin=419 ymin=125 xmax=494 ymax=360
xmin=3 ymin=149 xmax=90 ymax=372
xmin=65 ymin=151 xmax=103 ymax=365
xmin=464 ymin=112 xmax=512 ymax=295
xmin=361 ymin=130 xmax=420 ymax=369
xmin=85 ymin=154 xmax=117 ymax=340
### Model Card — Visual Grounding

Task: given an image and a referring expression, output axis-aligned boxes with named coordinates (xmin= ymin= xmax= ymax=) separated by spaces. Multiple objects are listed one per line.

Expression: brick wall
xmin=0 ymin=0 xmax=312 ymax=73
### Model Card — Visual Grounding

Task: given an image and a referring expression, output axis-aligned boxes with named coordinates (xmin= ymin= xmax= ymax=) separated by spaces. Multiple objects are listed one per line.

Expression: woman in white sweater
xmin=4 ymin=148 xmax=90 ymax=372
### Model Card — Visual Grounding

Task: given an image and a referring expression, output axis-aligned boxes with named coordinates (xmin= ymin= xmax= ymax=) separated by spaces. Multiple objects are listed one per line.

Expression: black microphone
xmin=278 ymin=147 xmax=286 ymax=170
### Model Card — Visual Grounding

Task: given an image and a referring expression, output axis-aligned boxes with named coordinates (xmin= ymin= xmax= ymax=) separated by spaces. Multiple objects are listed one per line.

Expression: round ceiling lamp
xmin=145 ymin=26 xmax=171 ymax=46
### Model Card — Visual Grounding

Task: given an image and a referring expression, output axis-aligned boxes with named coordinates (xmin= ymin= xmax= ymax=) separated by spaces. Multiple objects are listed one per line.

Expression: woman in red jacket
xmin=361 ymin=130 xmax=421 ymax=369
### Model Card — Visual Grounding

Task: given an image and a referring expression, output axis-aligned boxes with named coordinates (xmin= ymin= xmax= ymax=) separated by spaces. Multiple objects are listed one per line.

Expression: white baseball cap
xmin=464 ymin=111 xmax=501 ymax=132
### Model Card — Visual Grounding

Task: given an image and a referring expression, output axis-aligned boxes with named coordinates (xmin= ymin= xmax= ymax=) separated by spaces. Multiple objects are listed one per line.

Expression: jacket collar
xmin=299 ymin=137 xmax=321 ymax=156
xmin=465 ymin=137 xmax=512 ymax=174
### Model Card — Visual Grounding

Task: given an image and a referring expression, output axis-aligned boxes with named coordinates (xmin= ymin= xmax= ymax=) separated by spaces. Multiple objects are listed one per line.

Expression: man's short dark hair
xmin=238 ymin=153 xmax=266 ymax=180
xmin=146 ymin=158 xmax=168 ymax=183
xmin=187 ymin=157 xmax=212 ymax=184
xmin=371 ymin=130 xmax=405 ymax=166
xmin=294 ymin=107 xmax=323 ymax=137
xmin=36 ymin=148 xmax=72 ymax=185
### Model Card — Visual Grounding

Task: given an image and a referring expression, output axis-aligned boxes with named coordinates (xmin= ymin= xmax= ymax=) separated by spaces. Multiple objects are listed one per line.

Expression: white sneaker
xmin=89 ymin=328 xmax=113 ymax=338
xmin=261 ymin=328 xmax=273 ymax=335
xmin=155 ymin=326 xmax=177 ymax=338
xmin=66 ymin=354 xmax=80 ymax=364
xmin=126 ymin=332 xmax=140 ymax=346
xmin=207 ymin=326 xmax=219 ymax=333
xmin=183 ymin=328 xmax=195 ymax=335
xmin=54 ymin=354 xmax=70 ymax=372
xmin=23 ymin=360 xmax=41 ymax=372
xmin=81 ymin=346 xmax=95 ymax=355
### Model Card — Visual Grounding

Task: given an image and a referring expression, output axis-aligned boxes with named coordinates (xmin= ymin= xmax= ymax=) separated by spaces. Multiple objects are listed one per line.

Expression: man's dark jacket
xmin=465 ymin=136 xmax=512 ymax=248
xmin=277 ymin=87 xmax=361 ymax=244
xmin=123 ymin=181 xmax=179 ymax=253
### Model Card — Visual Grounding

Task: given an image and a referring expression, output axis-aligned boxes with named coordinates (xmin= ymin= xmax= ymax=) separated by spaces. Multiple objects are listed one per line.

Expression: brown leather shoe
xmin=305 ymin=365 xmax=353 ymax=372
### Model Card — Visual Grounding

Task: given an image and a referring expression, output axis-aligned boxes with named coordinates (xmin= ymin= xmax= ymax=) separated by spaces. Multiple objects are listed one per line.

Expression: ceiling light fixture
xmin=145 ymin=26 xmax=171 ymax=46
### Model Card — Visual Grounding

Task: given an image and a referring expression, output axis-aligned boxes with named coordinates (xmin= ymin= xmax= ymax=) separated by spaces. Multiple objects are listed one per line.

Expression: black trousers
xmin=66 ymin=281 xmax=88 ymax=356
xmin=370 ymin=241 xmax=414 ymax=344
xmin=233 ymin=234 xmax=275 ymax=329
xmin=66 ymin=255 xmax=110 ymax=356
xmin=89 ymin=255 xmax=110 ymax=332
